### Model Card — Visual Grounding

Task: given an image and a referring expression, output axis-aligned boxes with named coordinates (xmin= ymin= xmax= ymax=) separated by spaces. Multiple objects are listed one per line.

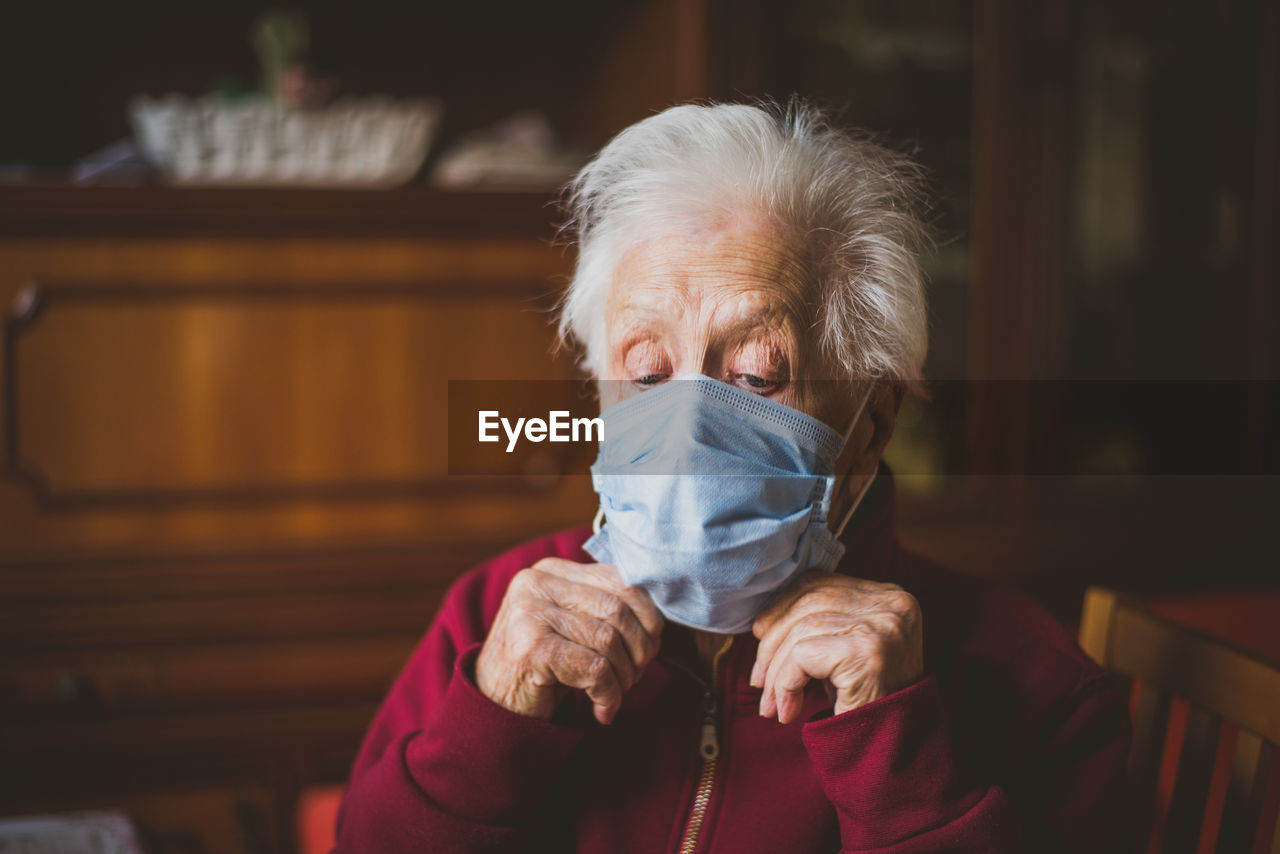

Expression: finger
xmin=540 ymin=605 xmax=638 ymax=691
xmin=753 ymin=592 xmax=851 ymax=687
xmin=569 ymin=559 xmax=633 ymax=591
xmin=753 ymin=574 xmax=903 ymax=640
xmin=752 ymin=571 xmax=826 ymax=640
xmin=823 ymin=639 xmax=886 ymax=715
xmin=782 ymin=609 xmax=915 ymax=718
xmin=536 ymin=560 xmax=666 ymax=648
xmin=537 ymin=557 xmax=632 ymax=595
xmin=770 ymin=635 xmax=846 ymax=725
xmin=766 ymin=608 xmax=905 ymax=698
xmin=612 ymin=582 xmax=665 ymax=647
xmin=752 ymin=580 xmax=905 ymax=685
xmin=760 ymin=612 xmax=848 ymax=716
xmin=529 ymin=570 xmax=657 ymax=670
xmin=536 ymin=636 xmax=626 ymax=724
xmin=577 ymin=563 xmax=666 ymax=643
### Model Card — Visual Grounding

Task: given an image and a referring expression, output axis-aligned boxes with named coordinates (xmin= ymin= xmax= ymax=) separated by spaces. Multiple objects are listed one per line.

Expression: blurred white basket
xmin=130 ymin=94 xmax=442 ymax=187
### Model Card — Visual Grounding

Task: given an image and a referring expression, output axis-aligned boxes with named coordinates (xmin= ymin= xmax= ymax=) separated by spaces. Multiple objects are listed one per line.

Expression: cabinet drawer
xmin=1 ymin=636 xmax=417 ymax=719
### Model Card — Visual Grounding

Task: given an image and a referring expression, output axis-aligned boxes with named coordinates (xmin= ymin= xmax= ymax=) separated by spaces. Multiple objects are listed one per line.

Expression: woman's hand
xmin=476 ymin=558 xmax=664 ymax=725
xmin=751 ymin=572 xmax=923 ymax=724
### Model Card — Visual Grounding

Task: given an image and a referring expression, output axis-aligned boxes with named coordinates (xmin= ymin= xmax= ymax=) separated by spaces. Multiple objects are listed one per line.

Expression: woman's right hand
xmin=475 ymin=558 xmax=664 ymax=725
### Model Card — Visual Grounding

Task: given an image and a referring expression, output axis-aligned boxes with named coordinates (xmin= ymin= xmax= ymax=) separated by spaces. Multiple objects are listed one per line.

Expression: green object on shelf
xmin=251 ymin=9 xmax=310 ymax=105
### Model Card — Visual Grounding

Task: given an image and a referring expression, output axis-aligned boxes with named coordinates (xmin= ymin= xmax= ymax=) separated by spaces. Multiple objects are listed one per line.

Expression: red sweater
xmin=335 ymin=477 xmax=1130 ymax=852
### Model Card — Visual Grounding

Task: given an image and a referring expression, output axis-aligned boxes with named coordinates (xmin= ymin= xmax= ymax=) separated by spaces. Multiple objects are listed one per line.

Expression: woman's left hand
xmin=751 ymin=572 xmax=924 ymax=724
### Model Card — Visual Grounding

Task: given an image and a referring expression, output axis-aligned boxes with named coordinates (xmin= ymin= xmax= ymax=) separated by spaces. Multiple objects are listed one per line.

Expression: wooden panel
xmin=1 ymin=635 xmax=411 ymax=712
xmin=0 ymin=227 xmax=596 ymax=852
xmin=0 ymin=540 xmax=488 ymax=602
xmin=1217 ymin=731 xmax=1274 ymax=853
xmin=0 ymin=185 xmax=562 ymax=239
xmin=1078 ymin=585 xmax=1117 ymax=665
xmin=1165 ymin=706 xmax=1222 ymax=853
xmin=1109 ymin=607 xmax=1280 ymax=745
xmin=1129 ymin=682 xmax=1172 ymax=842
xmin=0 ymin=237 xmax=599 ymax=560
xmin=0 ymin=588 xmax=441 ymax=652
xmin=5 ymin=699 xmax=376 ymax=754
xmin=7 ymin=280 xmax=570 ymax=501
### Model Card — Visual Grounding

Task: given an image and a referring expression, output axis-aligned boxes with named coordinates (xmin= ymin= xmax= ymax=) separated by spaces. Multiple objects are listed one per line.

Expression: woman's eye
xmin=636 ymin=373 xmax=669 ymax=387
xmin=736 ymin=374 xmax=782 ymax=392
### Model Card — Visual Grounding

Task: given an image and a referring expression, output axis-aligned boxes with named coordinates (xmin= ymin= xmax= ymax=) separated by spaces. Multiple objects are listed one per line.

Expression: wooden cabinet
xmin=0 ymin=185 xmax=599 ymax=852
xmin=0 ymin=2 xmax=758 ymax=843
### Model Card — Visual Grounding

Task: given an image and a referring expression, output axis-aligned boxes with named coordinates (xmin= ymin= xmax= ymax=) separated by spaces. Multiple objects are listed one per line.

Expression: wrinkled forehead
xmin=604 ymin=222 xmax=815 ymax=330
xmin=599 ymin=222 xmax=862 ymax=424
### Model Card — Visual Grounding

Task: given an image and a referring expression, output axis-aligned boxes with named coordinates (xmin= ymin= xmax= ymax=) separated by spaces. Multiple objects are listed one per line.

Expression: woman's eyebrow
xmin=610 ymin=299 xmax=679 ymax=332
xmin=729 ymin=329 xmax=790 ymax=355
xmin=711 ymin=301 xmax=797 ymax=337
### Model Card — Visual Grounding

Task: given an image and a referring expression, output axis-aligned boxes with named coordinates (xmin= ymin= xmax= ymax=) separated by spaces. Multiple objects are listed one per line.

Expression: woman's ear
xmin=835 ymin=380 xmax=905 ymax=479
xmin=829 ymin=380 xmax=903 ymax=528
xmin=863 ymin=381 xmax=905 ymax=462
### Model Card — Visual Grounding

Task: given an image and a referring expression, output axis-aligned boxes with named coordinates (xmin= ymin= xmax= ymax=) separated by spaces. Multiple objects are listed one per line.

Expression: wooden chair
xmin=1079 ymin=587 xmax=1280 ymax=854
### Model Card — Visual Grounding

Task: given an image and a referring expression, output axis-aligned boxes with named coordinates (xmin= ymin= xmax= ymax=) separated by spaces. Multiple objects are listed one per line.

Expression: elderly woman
xmin=335 ymin=102 xmax=1129 ymax=852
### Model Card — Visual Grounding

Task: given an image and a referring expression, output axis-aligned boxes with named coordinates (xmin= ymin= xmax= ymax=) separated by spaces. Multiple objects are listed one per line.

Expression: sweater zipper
xmin=676 ymin=636 xmax=734 ymax=854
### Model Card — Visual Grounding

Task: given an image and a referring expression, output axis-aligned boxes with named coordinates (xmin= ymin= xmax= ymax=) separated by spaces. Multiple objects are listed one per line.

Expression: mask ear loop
xmin=833 ymin=382 xmax=876 ymax=540
xmin=592 ymin=505 xmax=606 ymax=534
xmin=834 ymin=469 xmax=876 ymax=539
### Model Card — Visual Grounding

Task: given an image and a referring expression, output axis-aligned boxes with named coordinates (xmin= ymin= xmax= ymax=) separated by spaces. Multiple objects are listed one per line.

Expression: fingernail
xmin=758 ymin=691 xmax=767 ymax=717
xmin=749 ymin=660 xmax=762 ymax=687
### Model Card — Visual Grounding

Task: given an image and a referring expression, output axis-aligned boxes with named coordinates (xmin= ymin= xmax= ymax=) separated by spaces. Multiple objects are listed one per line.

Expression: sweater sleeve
xmin=801 ymin=671 xmax=1130 ymax=853
xmin=333 ymin=563 xmax=587 ymax=853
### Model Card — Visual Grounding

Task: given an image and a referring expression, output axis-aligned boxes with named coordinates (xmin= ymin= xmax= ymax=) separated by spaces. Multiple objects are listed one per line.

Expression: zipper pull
xmin=699 ymin=691 xmax=719 ymax=761
xmin=700 ymin=719 xmax=719 ymax=761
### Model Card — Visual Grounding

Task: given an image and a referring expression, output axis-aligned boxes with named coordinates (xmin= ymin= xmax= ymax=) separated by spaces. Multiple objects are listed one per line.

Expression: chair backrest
xmin=1079 ymin=586 xmax=1280 ymax=854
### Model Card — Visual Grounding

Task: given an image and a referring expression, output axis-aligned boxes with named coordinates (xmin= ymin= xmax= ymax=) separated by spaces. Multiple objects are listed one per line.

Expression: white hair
xmin=557 ymin=99 xmax=932 ymax=392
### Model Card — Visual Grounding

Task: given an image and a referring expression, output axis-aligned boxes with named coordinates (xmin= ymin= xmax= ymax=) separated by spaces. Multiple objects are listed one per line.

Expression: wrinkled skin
xmin=475 ymin=218 xmax=923 ymax=724
xmin=476 ymin=557 xmax=664 ymax=725
xmin=751 ymin=572 xmax=923 ymax=722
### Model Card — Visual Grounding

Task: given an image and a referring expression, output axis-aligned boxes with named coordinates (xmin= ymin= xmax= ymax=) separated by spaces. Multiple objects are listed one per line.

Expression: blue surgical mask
xmin=582 ymin=375 xmax=874 ymax=634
